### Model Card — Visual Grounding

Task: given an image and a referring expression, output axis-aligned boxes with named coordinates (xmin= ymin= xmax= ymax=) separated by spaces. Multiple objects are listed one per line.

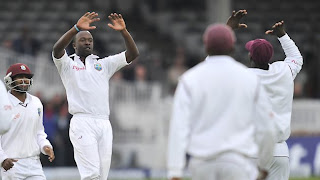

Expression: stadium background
xmin=0 ymin=0 xmax=320 ymax=179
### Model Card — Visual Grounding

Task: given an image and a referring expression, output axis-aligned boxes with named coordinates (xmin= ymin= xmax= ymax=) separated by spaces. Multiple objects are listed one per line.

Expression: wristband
xmin=74 ymin=24 xmax=80 ymax=32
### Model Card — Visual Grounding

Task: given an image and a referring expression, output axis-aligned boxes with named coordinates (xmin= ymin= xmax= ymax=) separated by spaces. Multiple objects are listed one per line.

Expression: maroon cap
xmin=203 ymin=24 xmax=236 ymax=54
xmin=245 ymin=39 xmax=274 ymax=64
xmin=6 ymin=63 xmax=33 ymax=78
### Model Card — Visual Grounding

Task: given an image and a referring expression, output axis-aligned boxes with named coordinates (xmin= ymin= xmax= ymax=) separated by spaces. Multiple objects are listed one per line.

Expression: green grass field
xmin=106 ymin=178 xmax=320 ymax=180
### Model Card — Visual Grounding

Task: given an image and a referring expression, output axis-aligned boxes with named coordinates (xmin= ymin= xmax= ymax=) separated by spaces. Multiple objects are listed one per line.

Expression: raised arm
xmin=53 ymin=12 xmax=100 ymax=58
xmin=266 ymin=21 xmax=303 ymax=79
xmin=107 ymin=13 xmax=139 ymax=63
xmin=226 ymin=10 xmax=248 ymax=30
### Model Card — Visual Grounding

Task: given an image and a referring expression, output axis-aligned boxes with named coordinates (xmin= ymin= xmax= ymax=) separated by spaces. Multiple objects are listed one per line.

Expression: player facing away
xmin=0 ymin=80 xmax=12 ymax=135
xmin=52 ymin=12 xmax=139 ymax=180
xmin=0 ymin=63 xmax=55 ymax=180
xmin=245 ymin=21 xmax=303 ymax=180
xmin=167 ymin=23 xmax=276 ymax=180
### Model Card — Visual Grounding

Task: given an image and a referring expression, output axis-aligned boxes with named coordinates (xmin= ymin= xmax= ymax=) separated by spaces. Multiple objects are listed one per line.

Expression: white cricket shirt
xmin=250 ymin=34 xmax=303 ymax=156
xmin=167 ymin=55 xmax=276 ymax=178
xmin=0 ymin=92 xmax=52 ymax=165
xmin=52 ymin=51 xmax=128 ymax=119
xmin=0 ymin=81 xmax=12 ymax=134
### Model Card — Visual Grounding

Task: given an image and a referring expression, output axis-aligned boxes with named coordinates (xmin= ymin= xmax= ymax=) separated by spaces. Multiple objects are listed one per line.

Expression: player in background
xmin=167 ymin=19 xmax=276 ymax=180
xmin=245 ymin=21 xmax=303 ymax=180
xmin=0 ymin=63 xmax=55 ymax=179
xmin=52 ymin=12 xmax=139 ymax=180
xmin=228 ymin=9 xmax=303 ymax=180
xmin=0 ymin=80 xmax=12 ymax=135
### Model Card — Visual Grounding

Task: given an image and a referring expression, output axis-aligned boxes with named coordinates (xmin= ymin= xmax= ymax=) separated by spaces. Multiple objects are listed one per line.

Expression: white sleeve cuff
xmin=278 ymin=33 xmax=290 ymax=41
xmin=40 ymin=141 xmax=53 ymax=155
xmin=52 ymin=50 xmax=68 ymax=61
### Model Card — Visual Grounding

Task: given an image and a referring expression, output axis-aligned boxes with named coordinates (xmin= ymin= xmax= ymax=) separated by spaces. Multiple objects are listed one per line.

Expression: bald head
xmin=203 ymin=24 xmax=236 ymax=55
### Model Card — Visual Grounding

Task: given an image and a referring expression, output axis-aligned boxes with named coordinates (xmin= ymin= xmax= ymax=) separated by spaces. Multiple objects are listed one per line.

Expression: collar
xmin=70 ymin=54 xmax=100 ymax=60
xmin=7 ymin=91 xmax=32 ymax=107
xmin=205 ymin=55 xmax=235 ymax=62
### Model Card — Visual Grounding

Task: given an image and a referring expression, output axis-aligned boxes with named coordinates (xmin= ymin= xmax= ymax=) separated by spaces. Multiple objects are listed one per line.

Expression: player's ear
xmin=73 ymin=42 xmax=76 ymax=50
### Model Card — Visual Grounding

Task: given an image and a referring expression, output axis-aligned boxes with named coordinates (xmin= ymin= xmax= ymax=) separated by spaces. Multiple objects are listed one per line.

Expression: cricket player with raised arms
xmin=52 ymin=11 xmax=139 ymax=180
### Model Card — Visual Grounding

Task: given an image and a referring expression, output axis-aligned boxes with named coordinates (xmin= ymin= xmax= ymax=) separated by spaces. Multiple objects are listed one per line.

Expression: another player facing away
xmin=52 ymin=12 xmax=139 ymax=180
xmin=245 ymin=21 xmax=303 ymax=180
xmin=0 ymin=80 xmax=12 ymax=135
xmin=167 ymin=23 xmax=276 ymax=180
xmin=0 ymin=63 xmax=55 ymax=180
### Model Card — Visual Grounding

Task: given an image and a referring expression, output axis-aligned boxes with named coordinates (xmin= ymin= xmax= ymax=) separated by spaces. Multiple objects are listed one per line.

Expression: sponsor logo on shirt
xmin=3 ymin=105 xmax=12 ymax=110
xmin=72 ymin=66 xmax=86 ymax=71
xmin=94 ymin=63 xmax=102 ymax=71
xmin=13 ymin=113 xmax=20 ymax=120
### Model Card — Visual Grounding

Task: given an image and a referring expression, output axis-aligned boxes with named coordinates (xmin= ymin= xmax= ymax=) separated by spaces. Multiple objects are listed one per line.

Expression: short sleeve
xmin=52 ymin=50 xmax=71 ymax=74
xmin=99 ymin=51 xmax=128 ymax=77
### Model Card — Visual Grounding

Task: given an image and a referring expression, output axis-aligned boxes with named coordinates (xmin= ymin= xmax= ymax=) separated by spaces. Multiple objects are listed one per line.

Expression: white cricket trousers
xmin=266 ymin=156 xmax=290 ymax=180
xmin=69 ymin=115 xmax=113 ymax=180
xmin=1 ymin=156 xmax=46 ymax=180
xmin=189 ymin=152 xmax=258 ymax=180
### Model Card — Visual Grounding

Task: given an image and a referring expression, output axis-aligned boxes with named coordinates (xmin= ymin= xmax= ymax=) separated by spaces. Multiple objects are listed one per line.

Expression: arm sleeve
xmin=0 ymin=81 xmax=12 ymax=135
xmin=167 ymin=79 xmax=192 ymax=178
xmin=254 ymin=83 xmax=277 ymax=169
xmin=100 ymin=51 xmax=128 ymax=77
xmin=52 ymin=50 xmax=70 ymax=74
xmin=278 ymin=34 xmax=303 ymax=79
xmin=37 ymin=103 xmax=53 ymax=155
xmin=0 ymin=136 xmax=8 ymax=166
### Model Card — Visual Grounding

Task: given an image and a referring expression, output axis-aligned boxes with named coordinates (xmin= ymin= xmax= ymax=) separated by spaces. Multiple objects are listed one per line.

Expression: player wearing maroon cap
xmin=245 ymin=21 xmax=303 ymax=180
xmin=227 ymin=10 xmax=303 ymax=180
xmin=0 ymin=63 xmax=55 ymax=180
xmin=167 ymin=11 xmax=277 ymax=180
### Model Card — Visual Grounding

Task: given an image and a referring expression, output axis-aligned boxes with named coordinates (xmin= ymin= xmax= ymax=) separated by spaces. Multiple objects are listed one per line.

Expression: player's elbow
xmin=126 ymin=50 xmax=140 ymax=63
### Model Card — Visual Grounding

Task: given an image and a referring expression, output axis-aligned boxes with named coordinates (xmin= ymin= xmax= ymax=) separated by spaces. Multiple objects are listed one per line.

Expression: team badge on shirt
xmin=94 ymin=63 xmax=102 ymax=71
xmin=38 ymin=108 xmax=41 ymax=116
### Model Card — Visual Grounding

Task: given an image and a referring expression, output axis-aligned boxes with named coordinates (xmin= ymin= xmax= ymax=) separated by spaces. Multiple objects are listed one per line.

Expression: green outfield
xmin=106 ymin=178 xmax=320 ymax=180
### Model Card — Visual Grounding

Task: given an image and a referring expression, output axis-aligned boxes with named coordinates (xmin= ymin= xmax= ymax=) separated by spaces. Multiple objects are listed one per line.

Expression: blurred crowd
xmin=1 ymin=0 xmax=319 ymax=168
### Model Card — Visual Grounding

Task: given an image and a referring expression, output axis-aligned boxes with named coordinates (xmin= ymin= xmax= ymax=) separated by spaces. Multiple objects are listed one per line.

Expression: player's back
xmin=180 ymin=55 xmax=260 ymax=158
xmin=250 ymin=61 xmax=293 ymax=141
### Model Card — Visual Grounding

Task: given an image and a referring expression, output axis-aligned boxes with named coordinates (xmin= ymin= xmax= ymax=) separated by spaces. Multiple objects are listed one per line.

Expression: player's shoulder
xmin=180 ymin=62 xmax=204 ymax=80
xmin=28 ymin=94 xmax=43 ymax=106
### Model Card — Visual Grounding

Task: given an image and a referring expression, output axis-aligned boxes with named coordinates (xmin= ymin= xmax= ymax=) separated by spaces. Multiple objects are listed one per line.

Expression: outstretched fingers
xmin=265 ymin=30 xmax=273 ymax=34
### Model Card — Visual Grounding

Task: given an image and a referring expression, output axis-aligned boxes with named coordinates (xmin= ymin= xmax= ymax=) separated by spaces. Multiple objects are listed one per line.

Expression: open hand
xmin=2 ymin=158 xmax=18 ymax=171
xmin=44 ymin=146 xmax=55 ymax=162
xmin=227 ymin=10 xmax=248 ymax=30
xmin=265 ymin=20 xmax=286 ymax=37
xmin=76 ymin=12 xmax=100 ymax=31
xmin=108 ymin=13 xmax=126 ymax=31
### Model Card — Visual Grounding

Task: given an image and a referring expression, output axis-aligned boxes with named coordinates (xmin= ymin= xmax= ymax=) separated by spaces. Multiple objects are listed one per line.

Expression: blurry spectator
xmin=134 ymin=64 xmax=150 ymax=101
xmin=13 ymin=26 xmax=41 ymax=56
xmin=55 ymin=100 xmax=75 ymax=166
xmin=135 ymin=64 xmax=148 ymax=82
xmin=148 ymin=57 xmax=166 ymax=82
xmin=167 ymin=46 xmax=187 ymax=94
xmin=43 ymin=101 xmax=58 ymax=143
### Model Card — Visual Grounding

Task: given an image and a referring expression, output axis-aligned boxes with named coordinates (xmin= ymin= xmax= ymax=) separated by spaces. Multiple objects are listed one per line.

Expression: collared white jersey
xmin=52 ymin=51 xmax=128 ymax=119
xmin=167 ymin=55 xmax=276 ymax=178
xmin=250 ymin=34 xmax=303 ymax=156
xmin=0 ymin=81 xmax=12 ymax=134
xmin=0 ymin=92 xmax=52 ymax=164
